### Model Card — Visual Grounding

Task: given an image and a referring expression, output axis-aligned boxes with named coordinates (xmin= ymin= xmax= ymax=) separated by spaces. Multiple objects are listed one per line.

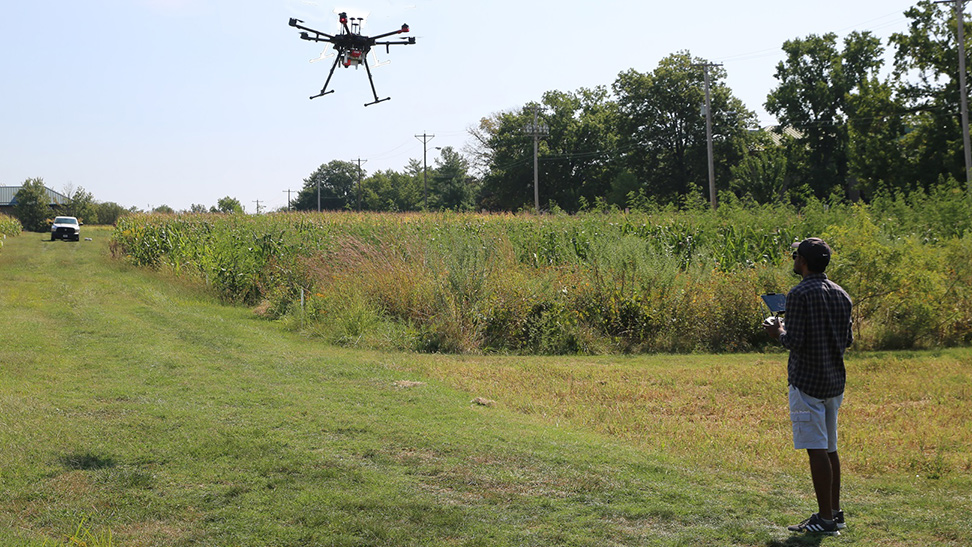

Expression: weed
xmin=39 ymin=517 xmax=114 ymax=547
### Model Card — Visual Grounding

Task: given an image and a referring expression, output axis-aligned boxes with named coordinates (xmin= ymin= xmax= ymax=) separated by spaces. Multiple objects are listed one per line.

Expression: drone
xmin=288 ymin=12 xmax=416 ymax=106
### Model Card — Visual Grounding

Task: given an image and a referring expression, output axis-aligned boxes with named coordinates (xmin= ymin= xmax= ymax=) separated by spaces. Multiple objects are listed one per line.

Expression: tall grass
xmin=110 ymin=192 xmax=972 ymax=353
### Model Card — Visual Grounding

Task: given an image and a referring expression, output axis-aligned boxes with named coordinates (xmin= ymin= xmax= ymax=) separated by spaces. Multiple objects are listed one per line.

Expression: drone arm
xmin=299 ymin=31 xmax=336 ymax=42
xmin=370 ymin=24 xmax=410 ymax=41
xmin=374 ymin=37 xmax=416 ymax=55
xmin=373 ymin=38 xmax=416 ymax=46
xmin=289 ymin=18 xmax=335 ymax=40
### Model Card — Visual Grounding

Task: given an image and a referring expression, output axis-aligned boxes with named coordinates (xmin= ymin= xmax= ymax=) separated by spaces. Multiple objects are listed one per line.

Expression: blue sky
xmin=1 ymin=0 xmax=918 ymax=212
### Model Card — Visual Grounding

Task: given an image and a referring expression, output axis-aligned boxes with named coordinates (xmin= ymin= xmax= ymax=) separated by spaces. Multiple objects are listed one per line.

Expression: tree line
xmin=294 ymin=1 xmax=972 ymax=213
xmin=9 ymin=177 xmax=250 ymax=231
xmin=10 ymin=2 xmax=971 ymax=218
xmin=9 ymin=178 xmax=132 ymax=231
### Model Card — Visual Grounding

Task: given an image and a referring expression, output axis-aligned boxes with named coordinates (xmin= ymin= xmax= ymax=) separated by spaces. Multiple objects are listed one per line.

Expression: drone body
xmin=289 ymin=12 xmax=416 ymax=106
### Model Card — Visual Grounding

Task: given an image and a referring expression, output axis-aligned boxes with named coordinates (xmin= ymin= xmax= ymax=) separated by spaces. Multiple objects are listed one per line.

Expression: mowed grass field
xmin=1 ymin=227 xmax=970 ymax=546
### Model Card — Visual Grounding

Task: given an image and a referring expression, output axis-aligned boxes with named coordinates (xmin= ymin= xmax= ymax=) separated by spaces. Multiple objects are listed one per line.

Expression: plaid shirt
xmin=780 ymin=273 xmax=853 ymax=399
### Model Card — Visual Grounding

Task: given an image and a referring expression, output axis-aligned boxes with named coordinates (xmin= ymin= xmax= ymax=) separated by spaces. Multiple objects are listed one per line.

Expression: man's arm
xmin=778 ymin=290 xmax=804 ymax=350
xmin=845 ymin=295 xmax=854 ymax=348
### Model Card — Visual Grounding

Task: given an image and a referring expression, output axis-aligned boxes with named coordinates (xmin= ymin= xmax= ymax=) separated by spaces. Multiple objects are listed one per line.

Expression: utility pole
xmin=282 ymin=189 xmax=295 ymax=211
xmin=961 ymin=2 xmax=972 ymax=197
xmin=252 ymin=199 xmax=263 ymax=214
xmin=954 ymin=0 xmax=971 ymax=196
xmin=352 ymin=158 xmax=367 ymax=211
xmin=523 ymin=106 xmax=549 ymax=214
xmin=937 ymin=0 xmax=972 ymax=195
xmin=696 ymin=62 xmax=723 ymax=211
xmin=415 ymin=132 xmax=435 ymax=209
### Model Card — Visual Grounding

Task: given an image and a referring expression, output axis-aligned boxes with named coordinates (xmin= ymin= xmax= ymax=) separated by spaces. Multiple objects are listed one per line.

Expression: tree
xmin=212 ymin=196 xmax=244 ymax=214
xmin=846 ymin=76 xmax=910 ymax=197
xmin=729 ymin=133 xmax=790 ymax=203
xmin=614 ymin=52 xmax=755 ymax=205
xmin=13 ymin=177 xmax=52 ymax=232
xmin=64 ymin=185 xmax=98 ymax=224
xmin=94 ymin=202 xmax=131 ymax=225
xmin=607 ymin=171 xmax=640 ymax=207
xmin=473 ymin=87 xmax=622 ymax=212
xmin=431 ymin=146 xmax=476 ymax=210
xmin=473 ymin=110 xmax=536 ymax=211
xmin=293 ymin=160 xmax=363 ymax=211
xmin=538 ymin=87 xmax=621 ymax=210
xmin=765 ymin=31 xmax=885 ymax=199
xmin=889 ymin=0 xmax=972 ymax=190
xmin=358 ymin=168 xmax=422 ymax=211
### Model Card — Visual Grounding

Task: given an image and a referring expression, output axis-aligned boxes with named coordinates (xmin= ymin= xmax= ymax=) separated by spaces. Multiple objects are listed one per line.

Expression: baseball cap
xmin=791 ymin=237 xmax=832 ymax=269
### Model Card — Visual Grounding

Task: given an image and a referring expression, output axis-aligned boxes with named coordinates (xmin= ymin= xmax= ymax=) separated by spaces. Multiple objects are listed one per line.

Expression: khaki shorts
xmin=789 ymin=385 xmax=843 ymax=452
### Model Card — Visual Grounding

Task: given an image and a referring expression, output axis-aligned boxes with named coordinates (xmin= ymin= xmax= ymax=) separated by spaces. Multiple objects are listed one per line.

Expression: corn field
xmin=110 ymin=193 xmax=972 ymax=354
xmin=0 ymin=213 xmax=22 ymax=252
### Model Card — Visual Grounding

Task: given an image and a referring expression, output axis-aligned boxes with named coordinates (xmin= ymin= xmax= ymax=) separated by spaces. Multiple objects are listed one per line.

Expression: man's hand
xmin=763 ymin=317 xmax=783 ymax=340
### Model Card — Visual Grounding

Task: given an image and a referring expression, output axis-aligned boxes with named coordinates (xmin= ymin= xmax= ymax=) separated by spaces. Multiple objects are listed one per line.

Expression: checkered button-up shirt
xmin=780 ymin=273 xmax=853 ymax=399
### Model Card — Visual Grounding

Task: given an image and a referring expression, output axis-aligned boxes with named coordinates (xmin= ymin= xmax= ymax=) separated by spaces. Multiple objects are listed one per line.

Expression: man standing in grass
xmin=765 ymin=237 xmax=853 ymax=536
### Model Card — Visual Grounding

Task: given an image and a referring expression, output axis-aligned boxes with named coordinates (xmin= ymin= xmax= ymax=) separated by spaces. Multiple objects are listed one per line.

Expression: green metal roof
xmin=0 ymin=186 xmax=69 ymax=207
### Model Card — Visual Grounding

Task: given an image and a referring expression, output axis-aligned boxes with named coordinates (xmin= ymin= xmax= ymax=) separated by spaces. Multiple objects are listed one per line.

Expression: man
xmin=765 ymin=237 xmax=853 ymax=536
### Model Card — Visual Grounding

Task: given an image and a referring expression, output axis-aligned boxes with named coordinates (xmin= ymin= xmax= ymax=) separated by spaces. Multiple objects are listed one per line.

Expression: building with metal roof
xmin=761 ymin=125 xmax=804 ymax=146
xmin=0 ymin=185 xmax=69 ymax=215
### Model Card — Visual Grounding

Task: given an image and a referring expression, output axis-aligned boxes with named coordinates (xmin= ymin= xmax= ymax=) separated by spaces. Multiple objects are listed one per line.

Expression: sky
xmin=1 ymin=0 xmax=921 ymax=212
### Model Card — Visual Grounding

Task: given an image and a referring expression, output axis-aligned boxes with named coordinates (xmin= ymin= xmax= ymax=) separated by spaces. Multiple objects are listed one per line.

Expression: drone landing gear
xmin=307 ymin=52 xmax=390 ymax=105
xmin=310 ymin=55 xmax=342 ymax=100
xmin=363 ymin=57 xmax=390 ymax=107
xmin=364 ymin=97 xmax=391 ymax=107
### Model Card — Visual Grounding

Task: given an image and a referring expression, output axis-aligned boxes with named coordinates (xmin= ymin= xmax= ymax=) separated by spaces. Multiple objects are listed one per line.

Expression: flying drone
xmin=288 ymin=12 xmax=416 ymax=106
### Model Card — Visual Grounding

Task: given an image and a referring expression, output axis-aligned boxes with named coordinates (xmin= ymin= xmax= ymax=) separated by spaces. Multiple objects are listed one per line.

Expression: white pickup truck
xmin=51 ymin=216 xmax=81 ymax=241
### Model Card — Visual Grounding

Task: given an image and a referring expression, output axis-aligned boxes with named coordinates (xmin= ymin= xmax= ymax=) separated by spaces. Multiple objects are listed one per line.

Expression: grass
xmin=1 ymin=227 xmax=970 ymax=546
xmin=404 ymin=351 xmax=972 ymax=478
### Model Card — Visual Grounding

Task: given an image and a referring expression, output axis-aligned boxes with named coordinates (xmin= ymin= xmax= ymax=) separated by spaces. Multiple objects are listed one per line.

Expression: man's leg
xmin=807 ymin=448 xmax=833 ymax=520
xmin=829 ymin=450 xmax=841 ymax=514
